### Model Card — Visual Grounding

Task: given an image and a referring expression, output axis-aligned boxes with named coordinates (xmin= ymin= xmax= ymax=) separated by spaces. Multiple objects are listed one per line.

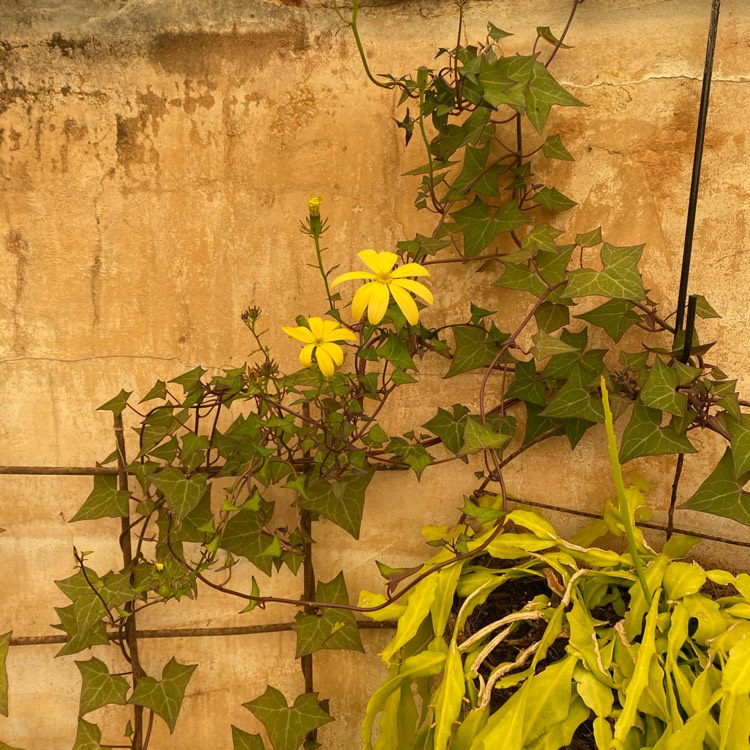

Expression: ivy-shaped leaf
xmin=139 ymin=380 xmax=168 ymax=403
xmin=460 ymin=417 xmax=512 ymax=455
xmin=378 ymin=334 xmax=416 ymax=371
xmin=222 ymin=498 xmax=277 ymax=576
xmin=487 ymin=22 xmax=512 ymax=41
xmin=507 ymin=360 xmax=546 ymax=406
xmin=534 ymin=187 xmax=577 ymax=212
xmin=575 ymin=299 xmax=641 ymax=343
xmin=76 ymin=657 xmax=130 ymax=717
xmin=423 ymin=405 xmax=470 ymax=455
xmin=298 ymin=471 xmax=374 ymax=539
xmin=682 ymin=449 xmax=750 ymax=525
xmin=445 ymin=326 xmax=507 ymax=378
xmin=524 ymin=59 xmax=585 ymax=133
xmin=129 ymin=658 xmax=197 ymax=733
xmin=541 ymin=364 xmax=604 ymax=423
xmin=640 ymin=358 xmax=687 ymax=417
xmin=243 ymin=687 xmax=333 ymax=750
xmin=576 ymin=227 xmax=603 ymax=247
xmin=729 ymin=415 xmax=750 ymax=477
xmin=169 ymin=366 xmax=207 ymax=393
xmin=54 ymin=602 xmax=109 ymax=657
xmin=564 ymin=243 xmax=646 ymax=301
xmin=150 ymin=467 xmax=207 ymax=521
xmin=0 ymin=631 xmax=10 ymax=717
xmin=231 ymin=726 xmax=265 ymax=750
xmin=619 ymin=399 xmax=695 ymax=464
xmin=450 ymin=196 xmax=531 ymax=257
xmin=536 ymin=26 xmax=572 ymax=49
xmin=531 ymin=330 xmax=578 ymax=360
xmin=388 ymin=439 xmax=434 ymax=479
xmin=694 ymin=294 xmax=720 ymax=319
xmin=96 ymin=389 xmax=131 ymax=416
xmin=71 ymin=476 xmax=131 ymax=522
xmin=495 ymin=262 xmax=548 ymax=297
xmin=72 ymin=719 xmax=102 ymax=750
xmin=292 ymin=572 xmax=364 ymax=658
xmin=542 ymin=134 xmax=573 ymax=161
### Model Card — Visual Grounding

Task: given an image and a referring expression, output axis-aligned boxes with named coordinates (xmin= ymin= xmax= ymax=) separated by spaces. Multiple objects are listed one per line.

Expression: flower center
xmin=313 ymin=338 xmax=324 ymax=346
xmin=375 ymin=272 xmax=393 ymax=284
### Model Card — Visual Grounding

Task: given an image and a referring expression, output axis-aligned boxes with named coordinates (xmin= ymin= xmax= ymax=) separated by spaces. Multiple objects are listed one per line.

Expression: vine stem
xmin=600 ymin=377 xmax=652 ymax=606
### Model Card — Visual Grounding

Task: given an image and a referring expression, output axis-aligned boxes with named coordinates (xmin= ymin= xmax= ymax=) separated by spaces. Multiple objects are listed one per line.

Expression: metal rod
xmin=680 ymin=294 xmax=698 ymax=364
xmin=675 ymin=0 xmax=721 ymax=334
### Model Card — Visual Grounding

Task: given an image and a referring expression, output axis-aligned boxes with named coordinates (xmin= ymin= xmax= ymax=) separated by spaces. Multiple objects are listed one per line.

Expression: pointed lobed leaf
xmin=564 ymin=243 xmax=646 ymax=301
xmin=524 ymin=60 xmax=585 ymax=132
xmin=534 ymin=186 xmax=577 ymax=212
xmin=71 ymin=475 xmax=131 ymax=522
xmin=542 ymin=134 xmax=574 ymax=161
xmin=445 ymin=325 xmax=508 ymax=378
xmin=97 ymin=389 xmax=131 ymax=416
xmin=495 ymin=262 xmax=548 ymax=297
xmin=243 ymin=687 xmax=332 ymax=750
xmin=682 ymin=449 xmax=750 ymax=525
xmin=619 ymin=399 xmax=695 ymax=464
xmin=728 ymin=415 xmax=750 ymax=477
xmin=72 ymin=719 xmax=102 ymax=750
xmin=150 ymin=467 xmax=207 ymax=521
xmin=423 ymin=405 xmax=470 ymax=455
xmin=129 ymin=658 xmax=197 ymax=733
xmin=231 ymin=726 xmax=265 ymax=750
xmin=450 ymin=196 xmax=531 ymax=257
xmin=575 ymin=298 xmax=641 ymax=343
xmin=298 ymin=471 xmax=374 ymax=539
xmin=76 ymin=657 xmax=130 ymax=717
xmin=640 ymin=357 xmax=688 ymax=417
xmin=541 ymin=364 xmax=604 ymax=423
xmin=460 ymin=416 xmax=512 ymax=455
xmin=222 ymin=498 xmax=276 ymax=575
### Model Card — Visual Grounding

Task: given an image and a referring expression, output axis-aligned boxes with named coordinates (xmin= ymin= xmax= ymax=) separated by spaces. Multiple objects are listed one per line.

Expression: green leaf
xmin=292 ymin=573 xmax=364 ymax=658
xmin=541 ymin=364 xmax=604 ymax=423
xmin=564 ymin=243 xmax=646 ymax=301
xmin=389 ymin=440 xmax=434 ymax=479
xmin=0 ymin=631 xmax=10 ymax=717
xmin=0 ymin=742 xmax=24 ymax=750
xmin=487 ymin=22 xmax=512 ymax=41
xmin=530 ymin=329 xmax=578 ymax=360
xmin=728 ymin=415 xmax=750 ymax=477
xmin=129 ymin=658 xmax=197 ymax=733
xmin=495 ymin=262 xmax=547 ymax=297
xmin=534 ymin=187 xmax=577 ymax=212
xmin=576 ymin=227 xmax=603 ymax=247
xmin=534 ymin=301 xmax=570 ymax=333
xmin=71 ymin=475 xmax=131 ymax=522
xmin=231 ymin=726 xmax=265 ymax=750
xmin=72 ymin=719 xmax=102 ymax=750
xmin=96 ymin=389 xmax=131 ymax=416
xmin=682 ymin=449 xmax=750 ymax=525
xmin=222 ymin=498 xmax=277 ymax=576
xmin=507 ymin=360 xmax=546 ymax=406
xmin=694 ymin=294 xmax=720 ymax=319
xmin=524 ymin=60 xmax=585 ymax=133
xmin=537 ymin=26 xmax=572 ymax=49
xmin=151 ymin=467 xmax=207 ymax=521
xmin=378 ymin=334 xmax=416 ymax=370
xmin=76 ymin=657 xmax=130 ymax=717
xmin=445 ymin=326 xmax=507 ymax=378
xmin=298 ymin=471 xmax=374 ymax=539
xmin=169 ymin=366 xmax=207 ymax=393
xmin=460 ymin=416 xmax=511 ymax=455
xmin=575 ymin=299 xmax=641 ymax=342
xmin=542 ymin=134 xmax=574 ymax=161
xmin=140 ymin=380 xmax=168 ymax=403
xmin=619 ymin=398 xmax=695 ymax=463
xmin=243 ymin=687 xmax=332 ymax=750
xmin=640 ymin=357 xmax=688 ymax=417
xmin=450 ymin=196 xmax=530 ymax=257
xmin=423 ymin=405 xmax=469 ymax=455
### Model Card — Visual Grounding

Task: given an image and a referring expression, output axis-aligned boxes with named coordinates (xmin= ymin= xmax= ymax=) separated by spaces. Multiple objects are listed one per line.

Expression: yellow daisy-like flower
xmin=330 ymin=249 xmax=433 ymax=325
xmin=282 ymin=316 xmax=357 ymax=377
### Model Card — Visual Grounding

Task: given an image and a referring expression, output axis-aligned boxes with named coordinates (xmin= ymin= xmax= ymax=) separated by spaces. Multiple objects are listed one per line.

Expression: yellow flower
xmin=155 ymin=562 xmax=164 ymax=572
xmin=282 ymin=316 xmax=357 ymax=377
xmin=308 ymin=195 xmax=322 ymax=217
xmin=330 ymin=249 xmax=433 ymax=325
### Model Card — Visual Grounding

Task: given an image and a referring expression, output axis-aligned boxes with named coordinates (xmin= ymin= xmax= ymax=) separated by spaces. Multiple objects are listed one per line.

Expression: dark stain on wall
xmin=46 ymin=32 xmax=91 ymax=57
xmin=147 ymin=22 xmax=309 ymax=77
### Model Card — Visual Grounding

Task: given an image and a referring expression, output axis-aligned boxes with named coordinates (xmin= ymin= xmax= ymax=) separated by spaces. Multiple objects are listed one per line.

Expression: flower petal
xmin=315 ymin=345 xmax=336 ymax=377
xmin=373 ymin=251 xmax=399 ymax=274
xmin=299 ymin=344 xmax=316 ymax=367
xmin=323 ymin=325 xmax=358 ymax=343
xmin=391 ymin=263 xmax=430 ymax=279
xmin=307 ymin=316 xmax=325 ymax=339
xmin=283 ymin=325 xmax=316 ymax=344
xmin=330 ymin=270 xmax=374 ymax=288
xmin=367 ymin=282 xmax=391 ymax=325
xmin=320 ymin=342 xmax=344 ymax=367
xmin=388 ymin=282 xmax=420 ymax=325
xmin=352 ymin=282 xmax=376 ymax=321
xmin=357 ymin=249 xmax=383 ymax=273
xmin=392 ymin=278 xmax=433 ymax=305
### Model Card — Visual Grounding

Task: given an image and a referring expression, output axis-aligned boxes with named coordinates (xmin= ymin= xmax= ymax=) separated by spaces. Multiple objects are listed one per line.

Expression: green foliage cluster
xmin=2 ymin=1 xmax=748 ymax=748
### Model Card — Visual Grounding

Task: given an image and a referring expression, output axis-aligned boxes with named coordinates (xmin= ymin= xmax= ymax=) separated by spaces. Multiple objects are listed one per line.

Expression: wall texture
xmin=1 ymin=0 xmax=749 ymax=747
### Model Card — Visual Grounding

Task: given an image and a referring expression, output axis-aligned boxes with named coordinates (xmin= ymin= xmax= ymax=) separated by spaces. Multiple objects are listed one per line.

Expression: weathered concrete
xmin=1 ymin=0 xmax=749 ymax=746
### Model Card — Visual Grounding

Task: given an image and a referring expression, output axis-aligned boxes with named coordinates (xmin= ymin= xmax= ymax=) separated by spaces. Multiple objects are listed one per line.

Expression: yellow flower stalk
xmin=282 ymin=316 xmax=357 ymax=377
xmin=331 ymin=249 xmax=433 ymax=325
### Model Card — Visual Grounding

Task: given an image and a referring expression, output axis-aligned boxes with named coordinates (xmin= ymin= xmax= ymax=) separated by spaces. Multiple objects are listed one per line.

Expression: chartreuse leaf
xmin=663 ymin=562 xmax=706 ymax=601
xmin=292 ymin=572 xmax=364 ymax=658
xmin=298 ymin=470 xmax=374 ymax=539
xmin=243 ymin=687 xmax=332 ymax=750
xmin=527 ymin=695 xmax=589 ymax=750
xmin=76 ymin=657 xmax=129 ymax=717
xmin=71 ymin=475 xmax=131 ymax=522
xmin=231 ymin=726 xmax=264 ymax=750
xmin=575 ymin=298 xmax=641 ymax=342
xmin=640 ymin=357 xmax=687 ymax=416
xmin=430 ymin=563 xmax=461 ymax=638
xmin=613 ymin=590 xmax=662 ymax=746
xmin=450 ymin=196 xmax=531 ymax=257
xmin=361 ymin=651 xmax=445 ymax=749
xmin=524 ymin=60 xmax=585 ymax=132
xmin=542 ymin=134 xmax=574 ymax=161
xmin=96 ymin=389 xmax=131 ymax=416
xmin=151 ymin=467 xmax=207 ymax=521
xmin=433 ymin=642 xmax=465 ymax=750
xmin=565 ymin=243 xmax=646 ymax=301
xmin=381 ymin=574 xmax=438 ymax=664
xmin=0 ymin=742 xmax=24 ymax=750
xmin=0 ymin=631 xmax=9 ymax=717
xmin=72 ymin=719 xmax=102 ymax=750
xmin=722 ymin=638 xmax=750 ymax=695
xmin=574 ymin=663 xmax=613 ymax=718
xmin=374 ymin=683 xmax=417 ymax=750
xmin=619 ymin=398 xmax=695 ymax=464
xmin=682 ymin=449 xmax=750 ymax=525
xmin=129 ymin=658 xmax=197 ymax=733
xmin=521 ymin=656 xmax=578 ymax=745
xmin=423 ymin=405 xmax=469 ymax=454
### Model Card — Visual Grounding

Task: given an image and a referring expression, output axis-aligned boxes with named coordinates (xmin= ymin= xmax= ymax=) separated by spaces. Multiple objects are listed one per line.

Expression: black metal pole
xmin=675 ymin=0 xmax=721 ymax=335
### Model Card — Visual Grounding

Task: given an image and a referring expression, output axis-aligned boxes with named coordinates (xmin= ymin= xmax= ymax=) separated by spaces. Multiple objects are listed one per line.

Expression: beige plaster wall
xmin=0 ymin=0 xmax=749 ymax=747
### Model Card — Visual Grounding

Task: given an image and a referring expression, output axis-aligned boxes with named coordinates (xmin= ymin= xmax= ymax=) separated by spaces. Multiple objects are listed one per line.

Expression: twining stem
xmin=600 ymin=377 xmax=652 ymax=606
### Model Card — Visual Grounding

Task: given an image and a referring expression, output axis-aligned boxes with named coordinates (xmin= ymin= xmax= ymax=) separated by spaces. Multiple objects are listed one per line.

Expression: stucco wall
xmin=1 ymin=0 xmax=749 ymax=747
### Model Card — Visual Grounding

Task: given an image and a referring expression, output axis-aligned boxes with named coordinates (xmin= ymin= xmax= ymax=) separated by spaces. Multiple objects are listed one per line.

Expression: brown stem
xmin=667 ymin=453 xmax=685 ymax=540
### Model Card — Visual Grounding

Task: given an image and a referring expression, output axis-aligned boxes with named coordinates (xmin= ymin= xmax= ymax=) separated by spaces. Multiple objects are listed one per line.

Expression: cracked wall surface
xmin=0 ymin=0 xmax=749 ymax=747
